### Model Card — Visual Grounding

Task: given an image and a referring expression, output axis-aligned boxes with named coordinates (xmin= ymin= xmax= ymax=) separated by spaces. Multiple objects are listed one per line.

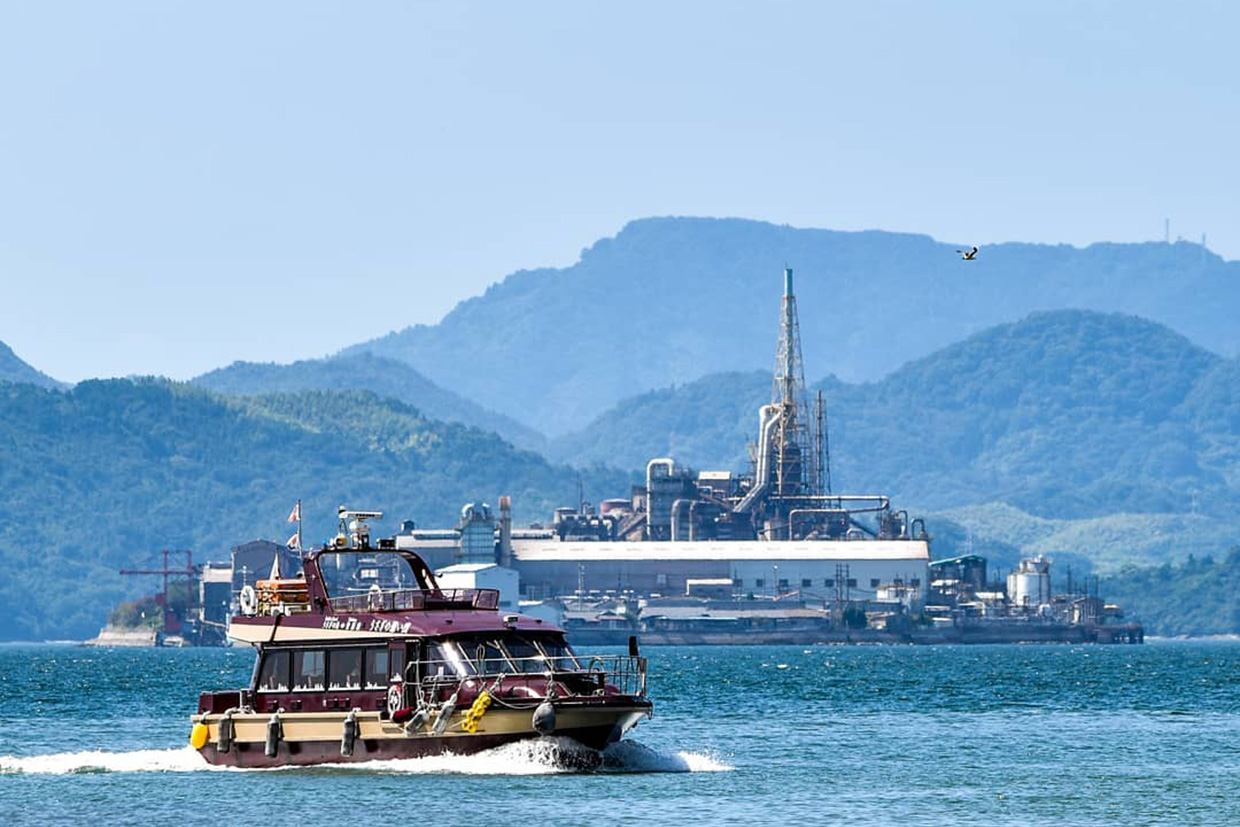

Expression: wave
xmin=0 ymin=739 xmax=731 ymax=776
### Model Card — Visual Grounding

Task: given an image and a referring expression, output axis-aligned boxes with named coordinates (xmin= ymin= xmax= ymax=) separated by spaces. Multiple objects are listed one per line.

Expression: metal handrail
xmin=416 ymin=654 xmax=648 ymax=698
xmin=328 ymin=587 xmax=500 ymax=614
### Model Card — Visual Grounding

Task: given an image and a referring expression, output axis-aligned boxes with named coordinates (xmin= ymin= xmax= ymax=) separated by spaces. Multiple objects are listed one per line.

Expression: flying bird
xmin=956 ymin=246 xmax=979 ymax=261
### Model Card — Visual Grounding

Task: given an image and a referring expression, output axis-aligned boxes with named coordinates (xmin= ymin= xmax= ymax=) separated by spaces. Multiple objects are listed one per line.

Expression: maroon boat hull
xmin=197 ymin=723 xmax=628 ymax=768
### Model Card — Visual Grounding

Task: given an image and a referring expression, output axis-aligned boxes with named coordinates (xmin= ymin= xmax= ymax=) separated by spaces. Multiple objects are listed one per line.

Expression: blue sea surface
xmin=1 ymin=642 xmax=1237 ymax=826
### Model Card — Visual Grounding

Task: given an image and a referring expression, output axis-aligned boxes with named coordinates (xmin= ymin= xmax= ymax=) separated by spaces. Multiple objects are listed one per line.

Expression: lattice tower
xmin=770 ymin=268 xmax=820 ymax=497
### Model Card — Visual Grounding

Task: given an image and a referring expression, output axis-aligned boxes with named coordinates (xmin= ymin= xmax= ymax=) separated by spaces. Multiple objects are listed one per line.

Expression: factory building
xmin=511 ymin=539 xmax=929 ymax=602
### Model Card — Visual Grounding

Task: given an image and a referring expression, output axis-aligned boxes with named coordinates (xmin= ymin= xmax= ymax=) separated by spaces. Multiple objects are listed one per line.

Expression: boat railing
xmin=328 ymin=587 xmax=500 ymax=614
xmin=415 ymin=653 xmax=648 ymax=699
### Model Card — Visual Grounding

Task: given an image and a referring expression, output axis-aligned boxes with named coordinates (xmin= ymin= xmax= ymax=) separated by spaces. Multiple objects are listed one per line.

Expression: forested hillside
xmin=346 ymin=217 xmax=1240 ymax=434
xmin=3 ymin=308 xmax=1236 ymax=637
xmin=1102 ymin=550 xmax=1240 ymax=636
xmin=0 ymin=380 xmax=629 ymax=640
xmin=194 ymin=352 xmax=544 ymax=449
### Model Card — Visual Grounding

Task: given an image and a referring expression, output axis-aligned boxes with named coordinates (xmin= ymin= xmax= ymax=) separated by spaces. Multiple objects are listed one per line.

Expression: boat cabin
xmin=202 ymin=544 xmax=643 ymax=717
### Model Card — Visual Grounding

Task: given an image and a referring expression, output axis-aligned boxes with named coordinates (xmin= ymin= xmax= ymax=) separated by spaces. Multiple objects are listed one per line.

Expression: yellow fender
xmin=190 ymin=722 xmax=209 ymax=749
xmin=460 ymin=691 xmax=492 ymax=734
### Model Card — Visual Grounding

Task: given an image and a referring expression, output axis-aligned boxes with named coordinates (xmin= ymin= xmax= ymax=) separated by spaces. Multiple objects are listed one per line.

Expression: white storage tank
xmin=1007 ymin=556 xmax=1051 ymax=609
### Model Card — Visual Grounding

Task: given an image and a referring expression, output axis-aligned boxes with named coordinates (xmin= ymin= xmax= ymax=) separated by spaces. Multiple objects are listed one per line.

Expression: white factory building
xmin=510 ymin=538 xmax=931 ymax=602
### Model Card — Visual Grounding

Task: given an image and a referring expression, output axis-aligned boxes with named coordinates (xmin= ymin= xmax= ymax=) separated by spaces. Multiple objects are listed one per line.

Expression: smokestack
xmin=498 ymin=495 xmax=513 ymax=568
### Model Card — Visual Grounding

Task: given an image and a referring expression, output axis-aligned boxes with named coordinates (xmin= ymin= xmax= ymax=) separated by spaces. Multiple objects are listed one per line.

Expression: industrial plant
xmin=98 ymin=270 xmax=1141 ymax=646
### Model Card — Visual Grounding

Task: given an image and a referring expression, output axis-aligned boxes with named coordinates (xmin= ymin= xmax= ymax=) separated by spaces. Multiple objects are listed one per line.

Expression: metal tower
xmin=770 ymin=268 xmax=820 ymax=498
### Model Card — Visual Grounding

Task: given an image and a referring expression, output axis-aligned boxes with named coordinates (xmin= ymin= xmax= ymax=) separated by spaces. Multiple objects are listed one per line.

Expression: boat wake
xmin=0 ymin=739 xmax=731 ymax=776
xmin=0 ymin=747 xmax=209 ymax=775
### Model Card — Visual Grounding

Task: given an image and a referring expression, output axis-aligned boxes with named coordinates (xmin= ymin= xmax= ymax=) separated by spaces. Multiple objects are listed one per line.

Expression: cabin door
xmin=385 ymin=642 xmax=408 ymax=714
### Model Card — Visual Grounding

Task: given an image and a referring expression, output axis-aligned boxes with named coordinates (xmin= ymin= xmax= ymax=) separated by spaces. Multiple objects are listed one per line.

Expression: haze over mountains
xmin=344 ymin=217 xmax=1240 ymax=435
xmin=2 ymin=216 xmax=1238 ymax=637
xmin=550 ymin=311 xmax=1236 ymax=511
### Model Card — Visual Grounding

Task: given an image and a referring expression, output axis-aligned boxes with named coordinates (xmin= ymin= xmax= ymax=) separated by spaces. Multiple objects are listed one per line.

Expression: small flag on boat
xmin=287 ymin=502 xmax=301 ymax=523
xmin=286 ymin=531 xmax=300 ymax=549
xmin=270 ymin=551 xmax=283 ymax=579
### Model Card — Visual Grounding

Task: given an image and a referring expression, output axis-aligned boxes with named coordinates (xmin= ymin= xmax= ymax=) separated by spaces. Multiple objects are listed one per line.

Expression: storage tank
xmin=1007 ymin=556 xmax=1051 ymax=609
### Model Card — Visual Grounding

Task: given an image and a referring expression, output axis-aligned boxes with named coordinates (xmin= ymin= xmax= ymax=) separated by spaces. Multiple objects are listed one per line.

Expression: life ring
xmin=239 ymin=585 xmax=258 ymax=615
xmin=387 ymin=681 xmax=403 ymax=715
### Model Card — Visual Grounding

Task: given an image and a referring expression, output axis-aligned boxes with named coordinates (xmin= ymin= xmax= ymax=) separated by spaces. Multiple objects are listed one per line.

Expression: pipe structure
xmin=688 ymin=500 xmax=702 ymax=541
xmin=645 ymin=457 xmax=677 ymax=540
xmin=776 ymin=494 xmax=891 ymax=513
xmin=669 ymin=498 xmax=692 ymax=542
xmin=733 ymin=405 xmax=780 ymax=514
xmin=646 ymin=457 xmax=676 ymax=494
xmin=498 ymin=495 xmax=513 ymax=567
xmin=787 ymin=508 xmax=847 ymax=539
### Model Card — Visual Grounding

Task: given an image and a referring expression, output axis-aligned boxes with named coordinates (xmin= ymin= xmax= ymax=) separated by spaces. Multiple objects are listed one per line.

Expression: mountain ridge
xmin=343 ymin=216 xmax=1240 ymax=434
xmin=0 ymin=340 xmax=64 ymax=389
xmin=192 ymin=352 xmax=545 ymax=449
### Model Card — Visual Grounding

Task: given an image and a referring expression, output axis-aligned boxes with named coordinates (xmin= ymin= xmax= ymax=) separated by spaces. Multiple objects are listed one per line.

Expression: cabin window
xmin=477 ymin=640 xmax=513 ymax=675
xmin=329 ymin=648 xmax=362 ymax=690
xmin=364 ymin=647 xmax=389 ymax=688
xmin=258 ymin=650 xmax=290 ymax=692
xmin=778 ymin=579 xmax=789 ymax=590
xmin=536 ymin=637 xmax=581 ymax=671
xmin=801 ymin=578 xmax=812 ymax=588
xmin=847 ymin=578 xmax=857 ymax=588
xmin=755 ymin=578 xmax=765 ymax=588
xmin=426 ymin=641 xmax=472 ymax=678
xmin=732 ymin=578 xmax=743 ymax=587
xmin=824 ymin=579 xmax=834 ymax=587
xmin=502 ymin=636 xmax=548 ymax=673
xmin=390 ymin=647 xmax=406 ymax=683
xmin=451 ymin=635 xmax=514 ymax=674
xmin=292 ymin=650 xmax=326 ymax=691
xmin=911 ymin=578 xmax=921 ymax=588
xmin=870 ymin=578 xmax=881 ymax=588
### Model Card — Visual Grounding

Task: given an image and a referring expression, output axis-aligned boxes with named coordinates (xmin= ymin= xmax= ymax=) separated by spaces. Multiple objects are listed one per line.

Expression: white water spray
xmin=0 ymin=739 xmax=732 ymax=776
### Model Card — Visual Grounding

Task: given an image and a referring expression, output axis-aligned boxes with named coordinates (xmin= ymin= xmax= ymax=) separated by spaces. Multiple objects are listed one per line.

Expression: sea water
xmin=1 ymin=642 xmax=1237 ymax=826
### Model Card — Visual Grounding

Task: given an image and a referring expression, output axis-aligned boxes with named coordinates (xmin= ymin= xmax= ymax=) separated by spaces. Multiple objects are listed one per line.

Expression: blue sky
xmin=1 ymin=1 xmax=1236 ymax=382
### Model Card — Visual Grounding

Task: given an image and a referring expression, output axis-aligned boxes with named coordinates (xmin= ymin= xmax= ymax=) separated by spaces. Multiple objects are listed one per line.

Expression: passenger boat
xmin=190 ymin=510 xmax=652 ymax=767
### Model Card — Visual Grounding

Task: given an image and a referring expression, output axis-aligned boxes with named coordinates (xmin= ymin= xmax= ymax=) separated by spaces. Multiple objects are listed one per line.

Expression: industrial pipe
xmin=670 ymin=499 xmax=694 ymax=542
xmin=787 ymin=508 xmax=847 ymax=539
xmin=733 ymin=405 xmax=780 ymax=514
xmin=645 ymin=457 xmax=676 ymax=498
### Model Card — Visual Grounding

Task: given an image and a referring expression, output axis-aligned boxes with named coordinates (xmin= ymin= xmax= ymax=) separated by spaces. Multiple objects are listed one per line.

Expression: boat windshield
xmin=315 ymin=550 xmax=425 ymax=598
xmin=426 ymin=634 xmax=582 ymax=677
xmin=424 ymin=640 xmax=474 ymax=679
